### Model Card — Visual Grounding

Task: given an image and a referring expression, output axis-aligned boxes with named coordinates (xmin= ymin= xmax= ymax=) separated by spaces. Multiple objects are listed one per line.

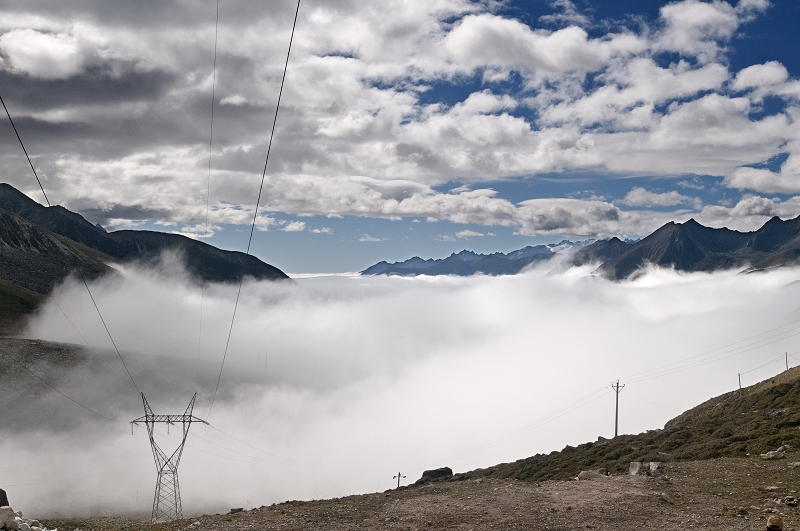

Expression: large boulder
xmin=0 ymin=507 xmax=18 ymax=530
xmin=415 ymin=467 xmax=453 ymax=485
xmin=0 ymin=491 xmax=7 ymax=507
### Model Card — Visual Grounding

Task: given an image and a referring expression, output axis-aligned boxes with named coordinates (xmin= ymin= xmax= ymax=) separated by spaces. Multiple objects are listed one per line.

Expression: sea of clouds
xmin=4 ymin=260 xmax=800 ymax=516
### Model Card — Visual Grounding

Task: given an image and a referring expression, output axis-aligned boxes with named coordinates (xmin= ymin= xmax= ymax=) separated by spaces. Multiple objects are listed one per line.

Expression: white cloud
xmin=0 ymin=28 xmax=85 ymax=79
xmin=732 ymin=61 xmax=789 ymax=91
xmin=620 ymin=187 xmax=696 ymax=208
xmin=725 ymin=153 xmax=800 ymax=194
xmin=455 ymin=229 xmax=483 ymax=238
xmin=358 ymin=234 xmax=385 ymax=242
xmin=656 ymin=0 xmax=739 ymax=63
xmin=0 ymin=0 xmax=794 ymax=240
xmin=311 ymin=227 xmax=332 ymax=234
xmin=282 ymin=221 xmax=307 ymax=232
xmin=694 ymin=193 xmax=800 ymax=232
xmin=220 ymin=95 xmax=248 ymax=106
xmin=539 ymin=0 xmax=592 ymax=27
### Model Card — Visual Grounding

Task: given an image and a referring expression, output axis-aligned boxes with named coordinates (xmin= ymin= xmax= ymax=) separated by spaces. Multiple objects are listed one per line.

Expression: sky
xmin=1 ymin=0 xmax=800 ymax=272
xmin=5 ymin=262 xmax=800 ymax=516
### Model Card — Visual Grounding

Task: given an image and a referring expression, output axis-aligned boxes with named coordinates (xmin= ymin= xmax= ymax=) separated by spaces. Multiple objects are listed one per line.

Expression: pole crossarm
xmin=132 ymin=393 xmax=206 ymax=523
xmin=131 ymin=414 xmax=209 ymax=424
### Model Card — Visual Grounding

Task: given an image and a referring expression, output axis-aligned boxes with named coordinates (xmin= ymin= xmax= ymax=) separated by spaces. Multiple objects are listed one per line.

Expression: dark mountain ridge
xmin=598 ymin=216 xmax=800 ymax=280
xmin=363 ymin=215 xmax=800 ymax=279
xmin=361 ymin=243 xmax=582 ymax=277
xmin=0 ymin=183 xmax=289 ymax=332
xmin=0 ymin=183 xmax=288 ymax=285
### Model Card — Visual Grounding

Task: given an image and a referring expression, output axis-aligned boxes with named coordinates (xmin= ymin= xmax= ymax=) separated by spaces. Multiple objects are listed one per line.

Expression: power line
xmin=207 ymin=424 xmax=306 ymax=464
xmin=197 ymin=0 xmax=221 ymax=383
xmin=207 ymin=0 xmax=301 ymax=418
xmin=0 ymin=94 xmax=50 ymax=206
xmin=623 ymin=327 xmax=800 ymax=385
xmin=621 ymin=319 xmax=800 ymax=383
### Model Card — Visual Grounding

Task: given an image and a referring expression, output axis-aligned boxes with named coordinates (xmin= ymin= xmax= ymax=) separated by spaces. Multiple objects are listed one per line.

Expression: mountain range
xmin=363 ymin=215 xmax=800 ymax=279
xmin=361 ymin=241 xmax=592 ymax=277
xmin=0 ymin=183 xmax=288 ymax=331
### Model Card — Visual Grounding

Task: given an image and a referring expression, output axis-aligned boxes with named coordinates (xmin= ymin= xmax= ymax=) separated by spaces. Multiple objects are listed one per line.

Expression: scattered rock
xmin=761 ymin=451 xmax=786 ymax=460
xmin=776 ymin=444 xmax=792 ymax=453
xmin=788 ymin=462 xmax=800 ymax=468
xmin=577 ymin=470 xmax=606 ymax=480
xmin=657 ymin=492 xmax=675 ymax=504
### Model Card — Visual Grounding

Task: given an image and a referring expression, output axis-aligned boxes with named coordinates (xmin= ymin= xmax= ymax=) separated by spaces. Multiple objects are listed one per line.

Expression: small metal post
xmin=393 ymin=471 xmax=406 ymax=488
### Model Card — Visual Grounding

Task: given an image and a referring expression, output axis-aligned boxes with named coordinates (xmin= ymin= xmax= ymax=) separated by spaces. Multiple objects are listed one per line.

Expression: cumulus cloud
xmin=282 ymin=220 xmax=306 ymax=232
xmin=620 ymin=187 xmax=698 ymax=208
xmin=0 ymin=29 xmax=86 ymax=79
xmin=0 ymin=0 xmax=795 ymax=238
xmin=725 ymin=153 xmax=800 ymax=194
xmin=10 ymin=261 xmax=800 ymax=515
xmin=358 ymin=234 xmax=385 ymax=242
xmin=455 ymin=229 xmax=483 ymax=238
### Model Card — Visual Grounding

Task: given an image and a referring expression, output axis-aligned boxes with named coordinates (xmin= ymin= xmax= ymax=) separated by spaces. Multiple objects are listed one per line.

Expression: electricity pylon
xmin=131 ymin=393 xmax=208 ymax=523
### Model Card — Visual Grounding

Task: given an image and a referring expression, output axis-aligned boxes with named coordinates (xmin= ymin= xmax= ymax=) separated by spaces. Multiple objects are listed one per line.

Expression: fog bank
xmin=4 ymin=261 xmax=800 ymax=516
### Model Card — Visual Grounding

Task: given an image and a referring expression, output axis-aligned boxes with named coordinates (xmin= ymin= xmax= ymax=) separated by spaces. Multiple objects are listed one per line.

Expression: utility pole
xmin=738 ymin=373 xmax=742 ymax=391
xmin=787 ymin=352 xmax=789 ymax=372
xmin=611 ymin=380 xmax=624 ymax=438
xmin=131 ymin=393 xmax=208 ymax=523
xmin=393 ymin=471 xmax=406 ymax=489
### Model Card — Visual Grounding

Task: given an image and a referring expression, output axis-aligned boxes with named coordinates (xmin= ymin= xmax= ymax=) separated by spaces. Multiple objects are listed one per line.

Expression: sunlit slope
xmin=458 ymin=366 xmax=800 ymax=483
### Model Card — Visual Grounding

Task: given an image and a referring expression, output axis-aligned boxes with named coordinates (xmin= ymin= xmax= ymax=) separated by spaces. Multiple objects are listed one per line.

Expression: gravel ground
xmin=40 ymin=456 xmax=800 ymax=531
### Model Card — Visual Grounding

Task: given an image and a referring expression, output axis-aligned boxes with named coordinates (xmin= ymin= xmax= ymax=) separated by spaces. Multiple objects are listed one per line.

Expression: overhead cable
xmin=207 ymin=0 xmax=301 ymax=418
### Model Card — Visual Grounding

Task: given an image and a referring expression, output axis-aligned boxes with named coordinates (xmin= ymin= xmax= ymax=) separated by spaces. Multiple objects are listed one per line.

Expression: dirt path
xmin=40 ymin=457 xmax=800 ymax=531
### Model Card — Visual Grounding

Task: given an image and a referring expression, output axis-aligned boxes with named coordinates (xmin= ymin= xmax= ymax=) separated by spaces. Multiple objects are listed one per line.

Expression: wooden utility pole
xmin=786 ymin=352 xmax=789 ymax=372
xmin=393 ymin=472 xmax=406 ymax=489
xmin=612 ymin=380 xmax=625 ymax=438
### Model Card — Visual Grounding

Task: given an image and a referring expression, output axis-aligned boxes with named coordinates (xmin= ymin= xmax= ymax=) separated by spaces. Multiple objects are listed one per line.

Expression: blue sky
xmin=2 ymin=0 xmax=800 ymax=272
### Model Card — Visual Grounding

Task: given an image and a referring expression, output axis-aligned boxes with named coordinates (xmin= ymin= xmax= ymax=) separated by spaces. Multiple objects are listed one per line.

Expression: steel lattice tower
xmin=131 ymin=393 xmax=208 ymax=523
